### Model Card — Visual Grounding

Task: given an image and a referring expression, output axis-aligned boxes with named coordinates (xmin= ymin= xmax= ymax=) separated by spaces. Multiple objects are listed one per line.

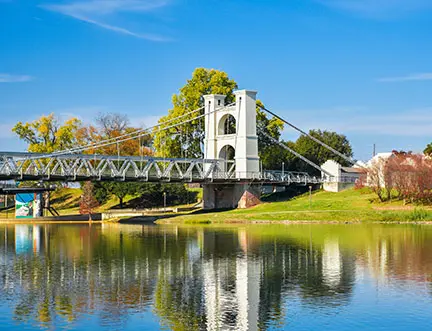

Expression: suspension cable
xmin=259 ymin=130 xmax=332 ymax=176
xmin=258 ymin=104 xmax=356 ymax=166
xmin=33 ymin=102 xmax=235 ymax=159
xmin=49 ymin=105 xmax=206 ymax=157
xmin=81 ymin=102 xmax=235 ymax=154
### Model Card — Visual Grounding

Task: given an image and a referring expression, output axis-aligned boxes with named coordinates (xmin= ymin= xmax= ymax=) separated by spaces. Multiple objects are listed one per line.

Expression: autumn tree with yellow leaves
xmin=12 ymin=113 xmax=81 ymax=153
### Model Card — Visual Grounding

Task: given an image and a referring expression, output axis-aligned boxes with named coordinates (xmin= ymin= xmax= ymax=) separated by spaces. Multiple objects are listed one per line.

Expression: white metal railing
xmin=0 ymin=152 xmax=326 ymax=185
xmin=321 ymin=175 xmax=359 ymax=183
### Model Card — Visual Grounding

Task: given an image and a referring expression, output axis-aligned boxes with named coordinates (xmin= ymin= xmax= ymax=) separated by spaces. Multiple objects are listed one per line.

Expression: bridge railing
xmin=0 ymin=152 xmax=325 ymax=185
xmin=321 ymin=175 xmax=360 ymax=183
xmin=0 ymin=180 xmax=16 ymax=189
xmin=0 ymin=152 xmax=224 ymax=182
xmin=262 ymin=170 xmax=322 ymax=185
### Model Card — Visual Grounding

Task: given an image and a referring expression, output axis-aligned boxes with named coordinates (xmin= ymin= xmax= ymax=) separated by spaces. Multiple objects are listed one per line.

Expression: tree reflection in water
xmin=0 ymin=224 xmax=431 ymax=330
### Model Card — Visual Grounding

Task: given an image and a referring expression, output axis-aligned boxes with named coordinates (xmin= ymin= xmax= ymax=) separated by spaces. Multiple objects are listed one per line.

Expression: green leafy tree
xmin=424 ymin=143 xmax=432 ymax=156
xmin=256 ymin=100 xmax=285 ymax=169
xmin=99 ymin=182 xmax=141 ymax=209
xmin=293 ymin=130 xmax=353 ymax=175
xmin=12 ymin=114 xmax=81 ymax=153
xmin=153 ymin=68 xmax=237 ymax=159
xmin=260 ymin=140 xmax=298 ymax=171
xmin=153 ymin=68 xmax=284 ymax=169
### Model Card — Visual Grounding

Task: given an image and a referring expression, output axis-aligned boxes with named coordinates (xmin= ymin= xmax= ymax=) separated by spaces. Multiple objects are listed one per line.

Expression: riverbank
xmin=2 ymin=187 xmax=432 ymax=224
xmin=156 ymin=188 xmax=432 ymax=224
xmin=0 ymin=187 xmax=201 ymax=222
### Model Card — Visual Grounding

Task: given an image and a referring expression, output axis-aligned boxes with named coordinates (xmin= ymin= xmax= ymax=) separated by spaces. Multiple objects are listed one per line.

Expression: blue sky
xmin=1 ymin=0 xmax=432 ymax=161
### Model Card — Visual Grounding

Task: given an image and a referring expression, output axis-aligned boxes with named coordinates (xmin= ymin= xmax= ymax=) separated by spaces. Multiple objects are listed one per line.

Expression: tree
xmin=256 ymin=100 xmax=286 ymax=169
xmin=135 ymin=183 xmax=197 ymax=208
xmin=12 ymin=114 xmax=81 ymax=153
xmin=366 ymin=152 xmax=432 ymax=204
xmin=78 ymin=113 xmax=153 ymax=209
xmin=424 ymin=143 xmax=432 ymax=156
xmin=101 ymin=182 xmax=140 ymax=209
xmin=367 ymin=157 xmax=390 ymax=202
xmin=77 ymin=113 xmax=152 ymax=156
xmin=293 ymin=130 xmax=353 ymax=175
xmin=153 ymin=68 xmax=238 ymax=159
xmin=92 ymin=182 xmax=198 ymax=209
xmin=79 ymin=181 xmax=99 ymax=220
xmin=153 ymin=68 xmax=284 ymax=169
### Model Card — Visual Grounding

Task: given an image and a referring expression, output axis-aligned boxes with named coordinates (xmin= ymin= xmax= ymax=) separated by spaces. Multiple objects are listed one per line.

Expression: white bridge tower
xmin=202 ymin=90 xmax=261 ymax=209
xmin=203 ymin=90 xmax=260 ymax=178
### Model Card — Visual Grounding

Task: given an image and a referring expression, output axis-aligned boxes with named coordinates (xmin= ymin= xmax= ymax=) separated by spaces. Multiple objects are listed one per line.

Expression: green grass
xmin=3 ymin=186 xmax=432 ymax=223
xmin=0 ymin=186 xmax=203 ymax=219
xmin=408 ymin=208 xmax=432 ymax=221
xmin=188 ymin=187 xmax=203 ymax=203
xmin=157 ymin=188 xmax=432 ymax=224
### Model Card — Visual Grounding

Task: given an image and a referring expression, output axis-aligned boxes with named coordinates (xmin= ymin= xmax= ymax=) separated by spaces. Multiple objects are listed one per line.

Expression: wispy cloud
xmin=0 ymin=73 xmax=34 ymax=83
xmin=315 ymin=0 xmax=432 ymax=17
xmin=378 ymin=73 xmax=432 ymax=82
xmin=41 ymin=0 xmax=170 ymax=41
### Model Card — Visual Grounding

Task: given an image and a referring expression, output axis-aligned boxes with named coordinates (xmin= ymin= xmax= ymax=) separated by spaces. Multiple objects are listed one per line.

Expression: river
xmin=0 ymin=223 xmax=431 ymax=330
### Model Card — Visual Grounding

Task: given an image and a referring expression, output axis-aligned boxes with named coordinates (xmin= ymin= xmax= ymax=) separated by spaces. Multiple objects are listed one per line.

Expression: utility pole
xmin=282 ymin=162 xmax=285 ymax=178
xmin=373 ymin=143 xmax=376 ymax=157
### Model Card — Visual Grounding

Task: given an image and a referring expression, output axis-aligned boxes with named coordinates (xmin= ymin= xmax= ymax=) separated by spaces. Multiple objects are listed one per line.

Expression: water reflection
xmin=0 ymin=224 xmax=431 ymax=330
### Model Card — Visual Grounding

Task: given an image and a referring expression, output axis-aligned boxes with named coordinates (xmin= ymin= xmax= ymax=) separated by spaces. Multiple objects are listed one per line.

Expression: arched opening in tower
xmin=218 ymin=114 xmax=236 ymax=135
xmin=219 ymin=145 xmax=236 ymax=173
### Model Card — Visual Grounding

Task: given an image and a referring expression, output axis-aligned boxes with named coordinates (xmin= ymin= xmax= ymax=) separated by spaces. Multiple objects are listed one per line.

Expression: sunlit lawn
xmin=159 ymin=188 xmax=432 ymax=223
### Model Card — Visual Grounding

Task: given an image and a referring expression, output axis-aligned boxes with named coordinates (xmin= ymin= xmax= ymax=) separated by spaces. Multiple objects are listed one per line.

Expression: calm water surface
xmin=0 ymin=223 xmax=431 ymax=330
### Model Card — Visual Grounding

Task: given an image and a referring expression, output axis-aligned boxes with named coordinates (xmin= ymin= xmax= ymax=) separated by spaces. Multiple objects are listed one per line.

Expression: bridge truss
xmin=0 ymin=152 xmax=322 ymax=185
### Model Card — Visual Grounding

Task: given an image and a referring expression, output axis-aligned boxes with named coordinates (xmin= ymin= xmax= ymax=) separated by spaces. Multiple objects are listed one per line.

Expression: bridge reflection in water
xmin=0 ymin=224 xmax=431 ymax=330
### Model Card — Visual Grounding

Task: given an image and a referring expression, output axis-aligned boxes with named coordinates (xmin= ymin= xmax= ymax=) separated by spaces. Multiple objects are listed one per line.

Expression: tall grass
xmin=408 ymin=208 xmax=432 ymax=221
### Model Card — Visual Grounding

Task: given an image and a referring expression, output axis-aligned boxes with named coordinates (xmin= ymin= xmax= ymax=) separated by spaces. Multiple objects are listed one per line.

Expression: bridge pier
xmin=203 ymin=183 xmax=261 ymax=210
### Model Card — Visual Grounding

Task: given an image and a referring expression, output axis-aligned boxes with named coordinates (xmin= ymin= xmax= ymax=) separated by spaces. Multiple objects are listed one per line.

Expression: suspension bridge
xmin=0 ymin=90 xmax=356 ymax=209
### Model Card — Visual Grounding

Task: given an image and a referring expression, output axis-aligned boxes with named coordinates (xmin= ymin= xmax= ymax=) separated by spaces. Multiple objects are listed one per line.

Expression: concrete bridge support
xmin=203 ymin=183 xmax=261 ymax=209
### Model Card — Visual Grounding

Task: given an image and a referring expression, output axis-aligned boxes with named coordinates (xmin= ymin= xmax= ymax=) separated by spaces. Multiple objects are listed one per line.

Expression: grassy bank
xmin=0 ymin=187 xmax=202 ymax=220
xmin=2 ymin=187 xmax=432 ymax=224
xmin=157 ymin=188 xmax=432 ymax=224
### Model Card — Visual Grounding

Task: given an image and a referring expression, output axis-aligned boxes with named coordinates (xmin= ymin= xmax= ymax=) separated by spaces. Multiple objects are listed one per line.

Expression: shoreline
xmin=1 ymin=219 xmax=432 ymax=225
xmin=0 ymin=219 xmax=103 ymax=224
xmin=156 ymin=218 xmax=432 ymax=225
xmin=2 ymin=188 xmax=432 ymax=225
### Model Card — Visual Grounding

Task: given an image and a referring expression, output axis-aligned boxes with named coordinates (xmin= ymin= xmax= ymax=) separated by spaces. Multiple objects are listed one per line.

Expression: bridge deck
xmin=0 ymin=152 xmax=323 ymax=185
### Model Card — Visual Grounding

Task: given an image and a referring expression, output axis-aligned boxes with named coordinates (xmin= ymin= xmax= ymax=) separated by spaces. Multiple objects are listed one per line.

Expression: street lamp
xmin=309 ymin=185 xmax=312 ymax=208
xmin=282 ymin=162 xmax=285 ymax=178
xmin=163 ymin=192 xmax=167 ymax=213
